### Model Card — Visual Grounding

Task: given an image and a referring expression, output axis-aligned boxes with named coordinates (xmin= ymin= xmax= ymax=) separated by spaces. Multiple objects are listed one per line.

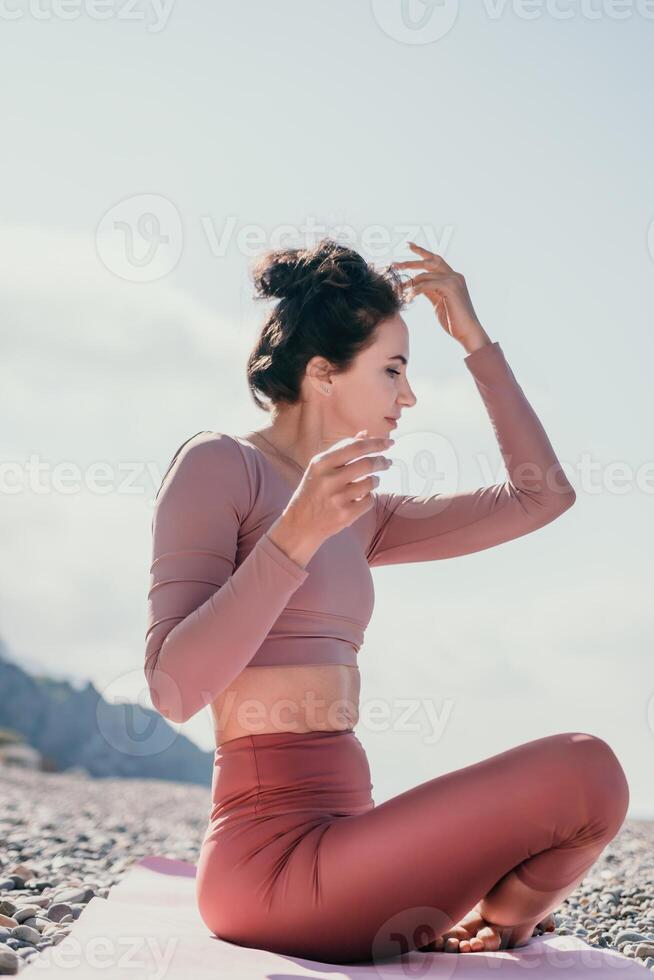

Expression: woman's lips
xmin=384 ymin=417 xmax=398 ymax=428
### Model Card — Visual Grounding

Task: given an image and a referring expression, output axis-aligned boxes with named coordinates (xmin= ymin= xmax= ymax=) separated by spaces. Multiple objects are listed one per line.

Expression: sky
xmin=1 ymin=1 xmax=653 ymax=817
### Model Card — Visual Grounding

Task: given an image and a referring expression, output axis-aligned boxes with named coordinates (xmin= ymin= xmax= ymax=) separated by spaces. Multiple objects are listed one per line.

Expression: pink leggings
xmin=195 ymin=729 xmax=629 ymax=964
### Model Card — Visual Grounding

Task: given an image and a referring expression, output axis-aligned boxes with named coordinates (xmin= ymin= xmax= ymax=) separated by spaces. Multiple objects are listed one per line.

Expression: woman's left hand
xmin=391 ymin=242 xmax=489 ymax=351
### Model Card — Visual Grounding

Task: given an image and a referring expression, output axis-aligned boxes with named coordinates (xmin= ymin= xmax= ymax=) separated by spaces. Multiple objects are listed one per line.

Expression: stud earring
xmin=321 ymin=383 xmax=330 ymax=394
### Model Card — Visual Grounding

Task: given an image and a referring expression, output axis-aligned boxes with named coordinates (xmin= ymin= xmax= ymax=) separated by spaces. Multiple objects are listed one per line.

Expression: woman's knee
xmin=561 ymin=732 xmax=630 ymax=833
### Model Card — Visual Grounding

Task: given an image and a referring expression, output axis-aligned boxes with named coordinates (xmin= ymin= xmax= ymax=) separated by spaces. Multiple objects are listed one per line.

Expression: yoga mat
xmin=20 ymin=855 xmax=644 ymax=978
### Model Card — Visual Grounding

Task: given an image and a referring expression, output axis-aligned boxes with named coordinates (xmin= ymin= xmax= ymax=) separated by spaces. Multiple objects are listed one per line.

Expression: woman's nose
xmin=401 ymin=386 xmax=417 ymax=409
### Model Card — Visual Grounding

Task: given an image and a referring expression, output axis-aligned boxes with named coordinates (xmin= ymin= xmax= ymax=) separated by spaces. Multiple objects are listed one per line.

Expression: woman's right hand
xmin=268 ymin=432 xmax=394 ymax=567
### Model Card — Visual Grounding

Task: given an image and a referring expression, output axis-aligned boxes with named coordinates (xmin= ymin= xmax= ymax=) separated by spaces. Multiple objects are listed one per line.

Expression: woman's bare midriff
xmin=209 ymin=432 xmax=361 ymax=747
xmin=210 ymin=663 xmax=361 ymax=748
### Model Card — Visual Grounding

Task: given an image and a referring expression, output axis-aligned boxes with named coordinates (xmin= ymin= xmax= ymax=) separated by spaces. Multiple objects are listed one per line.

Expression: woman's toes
xmin=469 ymin=936 xmax=486 ymax=952
xmin=475 ymin=925 xmax=502 ymax=952
xmin=532 ymin=913 xmax=556 ymax=937
xmin=418 ymin=925 xmax=469 ymax=953
xmin=459 ymin=939 xmax=473 ymax=953
xmin=438 ymin=924 xmax=471 ymax=953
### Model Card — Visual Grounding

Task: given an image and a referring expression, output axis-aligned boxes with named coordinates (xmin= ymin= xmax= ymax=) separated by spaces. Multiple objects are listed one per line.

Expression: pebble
xmin=45 ymin=903 xmax=71 ymax=923
xmin=11 ymin=910 xmax=41 ymax=926
xmin=9 ymin=927 xmax=39 ymax=946
xmin=50 ymin=887 xmax=94 ymax=905
xmin=615 ymin=929 xmax=653 ymax=944
xmin=1 ymin=765 xmax=653 ymax=972
xmin=0 ymin=947 xmax=19 ymax=975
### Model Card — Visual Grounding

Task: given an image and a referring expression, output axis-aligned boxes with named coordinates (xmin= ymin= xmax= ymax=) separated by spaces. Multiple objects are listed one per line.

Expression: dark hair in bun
xmin=246 ymin=237 xmax=407 ymax=410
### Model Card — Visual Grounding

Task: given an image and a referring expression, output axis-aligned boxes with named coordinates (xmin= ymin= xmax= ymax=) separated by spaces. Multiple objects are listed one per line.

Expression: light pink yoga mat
xmin=20 ymin=855 xmax=643 ymax=978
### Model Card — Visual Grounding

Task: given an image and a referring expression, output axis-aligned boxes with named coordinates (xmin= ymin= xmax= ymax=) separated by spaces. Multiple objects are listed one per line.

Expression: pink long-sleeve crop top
xmin=144 ymin=341 xmax=576 ymax=724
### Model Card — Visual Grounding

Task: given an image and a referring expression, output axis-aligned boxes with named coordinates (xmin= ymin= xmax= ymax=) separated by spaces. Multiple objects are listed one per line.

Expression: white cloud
xmin=0 ymin=223 xmax=254 ymax=698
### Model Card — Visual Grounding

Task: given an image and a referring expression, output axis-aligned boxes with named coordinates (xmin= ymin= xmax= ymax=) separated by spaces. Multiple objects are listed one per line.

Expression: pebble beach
xmin=1 ymin=765 xmax=653 ymax=975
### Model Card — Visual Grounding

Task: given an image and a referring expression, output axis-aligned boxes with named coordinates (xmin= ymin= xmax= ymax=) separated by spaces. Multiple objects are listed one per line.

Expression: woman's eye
xmin=386 ymin=368 xmax=401 ymax=377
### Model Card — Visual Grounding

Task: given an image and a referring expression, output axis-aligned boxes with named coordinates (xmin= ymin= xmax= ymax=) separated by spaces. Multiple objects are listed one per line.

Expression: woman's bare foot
xmin=473 ymin=912 xmax=555 ymax=952
xmin=418 ymin=904 xmax=556 ymax=953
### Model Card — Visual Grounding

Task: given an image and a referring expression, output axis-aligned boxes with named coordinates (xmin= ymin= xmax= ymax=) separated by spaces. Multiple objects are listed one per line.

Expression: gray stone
xmin=0 ymin=944 xmax=20 ymax=975
xmin=11 ymin=924 xmax=41 ymax=945
xmin=615 ymin=929 xmax=652 ymax=944
xmin=50 ymin=886 xmax=95 ymax=905
xmin=46 ymin=903 xmax=72 ymax=922
xmin=12 ymin=905 xmax=42 ymax=924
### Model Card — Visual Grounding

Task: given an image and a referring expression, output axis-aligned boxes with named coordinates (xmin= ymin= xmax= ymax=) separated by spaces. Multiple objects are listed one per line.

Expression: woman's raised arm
xmin=366 ymin=341 xmax=576 ymax=567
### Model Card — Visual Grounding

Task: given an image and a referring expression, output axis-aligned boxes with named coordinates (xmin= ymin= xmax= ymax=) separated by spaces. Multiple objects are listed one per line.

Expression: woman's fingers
xmin=404 ymin=271 xmax=460 ymax=287
xmin=406 ymin=241 xmax=442 ymax=260
xmin=340 ymin=434 xmax=393 ymax=458
xmin=393 ymin=257 xmax=445 ymax=269
xmin=324 ymin=437 xmax=393 ymax=482
xmin=393 ymin=257 xmax=449 ymax=272
xmin=392 ymin=242 xmax=454 ymax=271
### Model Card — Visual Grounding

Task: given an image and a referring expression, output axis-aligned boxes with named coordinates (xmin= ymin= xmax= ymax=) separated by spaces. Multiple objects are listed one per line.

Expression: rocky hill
xmin=0 ymin=641 xmax=213 ymax=785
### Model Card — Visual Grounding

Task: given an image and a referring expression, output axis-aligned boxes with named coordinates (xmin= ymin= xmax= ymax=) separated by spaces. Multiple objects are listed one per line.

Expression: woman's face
xmin=324 ymin=314 xmax=417 ymax=439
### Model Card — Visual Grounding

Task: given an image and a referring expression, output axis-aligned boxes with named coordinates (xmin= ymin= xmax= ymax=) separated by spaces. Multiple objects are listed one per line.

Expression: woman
xmin=144 ymin=238 xmax=629 ymax=965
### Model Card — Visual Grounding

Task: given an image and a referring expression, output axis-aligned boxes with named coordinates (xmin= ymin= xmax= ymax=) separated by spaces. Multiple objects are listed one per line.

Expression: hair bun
xmin=251 ymin=250 xmax=306 ymax=300
xmin=251 ymin=239 xmax=370 ymax=304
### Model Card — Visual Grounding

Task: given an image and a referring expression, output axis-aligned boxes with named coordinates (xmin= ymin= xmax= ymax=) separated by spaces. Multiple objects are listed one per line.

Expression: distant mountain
xmin=0 ymin=639 xmax=213 ymax=786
